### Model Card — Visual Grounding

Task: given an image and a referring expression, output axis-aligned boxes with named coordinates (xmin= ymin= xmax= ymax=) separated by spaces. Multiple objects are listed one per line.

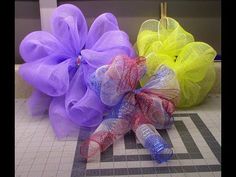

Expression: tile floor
xmin=15 ymin=94 xmax=221 ymax=177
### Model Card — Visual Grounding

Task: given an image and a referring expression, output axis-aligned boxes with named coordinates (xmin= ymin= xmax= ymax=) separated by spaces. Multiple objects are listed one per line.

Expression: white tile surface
xmin=15 ymin=94 xmax=221 ymax=177
xmin=15 ymin=99 xmax=76 ymax=177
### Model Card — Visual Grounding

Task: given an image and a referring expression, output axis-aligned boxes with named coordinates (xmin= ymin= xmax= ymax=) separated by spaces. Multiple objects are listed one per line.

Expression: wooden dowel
xmin=160 ymin=2 xmax=164 ymax=18
xmin=160 ymin=2 xmax=168 ymax=29
xmin=164 ymin=2 xmax=167 ymax=17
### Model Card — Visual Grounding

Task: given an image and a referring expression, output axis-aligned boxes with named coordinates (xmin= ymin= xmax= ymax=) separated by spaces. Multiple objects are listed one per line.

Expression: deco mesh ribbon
xmin=136 ymin=17 xmax=217 ymax=108
xmin=19 ymin=4 xmax=135 ymax=138
xmin=18 ymin=4 xmax=215 ymax=163
xmin=80 ymin=55 xmax=180 ymax=162
xmin=134 ymin=123 xmax=173 ymax=163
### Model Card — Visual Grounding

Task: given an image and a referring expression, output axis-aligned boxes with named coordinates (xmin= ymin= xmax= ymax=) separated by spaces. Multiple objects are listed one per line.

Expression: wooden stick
xmin=160 ymin=2 xmax=164 ymax=18
xmin=164 ymin=2 xmax=167 ymax=17
xmin=160 ymin=2 xmax=168 ymax=29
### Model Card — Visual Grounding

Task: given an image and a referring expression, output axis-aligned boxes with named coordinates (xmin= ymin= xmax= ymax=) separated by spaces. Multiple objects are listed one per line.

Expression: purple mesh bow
xmin=19 ymin=4 xmax=135 ymax=138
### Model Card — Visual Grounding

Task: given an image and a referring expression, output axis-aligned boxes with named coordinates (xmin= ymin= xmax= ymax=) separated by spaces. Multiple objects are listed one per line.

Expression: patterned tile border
xmin=71 ymin=113 xmax=221 ymax=176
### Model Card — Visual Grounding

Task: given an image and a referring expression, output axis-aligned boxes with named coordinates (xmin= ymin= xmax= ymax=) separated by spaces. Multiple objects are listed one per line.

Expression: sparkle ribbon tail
xmin=131 ymin=113 xmax=173 ymax=163
xmin=80 ymin=118 xmax=131 ymax=158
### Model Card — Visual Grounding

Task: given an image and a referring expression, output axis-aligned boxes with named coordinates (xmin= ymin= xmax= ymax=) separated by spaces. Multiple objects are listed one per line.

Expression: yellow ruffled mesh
xmin=136 ymin=17 xmax=216 ymax=108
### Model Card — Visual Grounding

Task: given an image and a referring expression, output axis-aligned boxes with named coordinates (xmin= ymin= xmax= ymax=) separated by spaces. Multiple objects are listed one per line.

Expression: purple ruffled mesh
xmin=49 ymin=96 xmax=97 ymax=139
xmin=27 ymin=90 xmax=52 ymax=116
xmin=19 ymin=4 xmax=135 ymax=138
xmin=65 ymin=66 xmax=106 ymax=127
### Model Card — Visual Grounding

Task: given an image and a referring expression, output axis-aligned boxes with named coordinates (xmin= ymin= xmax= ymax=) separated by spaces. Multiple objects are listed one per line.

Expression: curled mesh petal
xmin=80 ymin=118 xmax=130 ymax=158
xmin=82 ymin=30 xmax=136 ymax=69
xmin=173 ymin=42 xmax=216 ymax=107
xmin=157 ymin=17 xmax=194 ymax=57
xmin=134 ymin=124 xmax=173 ymax=163
xmin=65 ymin=67 xmax=105 ymax=127
xmin=51 ymin=4 xmax=88 ymax=55
xmin=142 ymin=65 xmax=180 ymax=105
xmin=81 ymin=47 xmax=134 ymax=69
xmin=137 ymin=17 xmax=194 ymax=58
xmin=131 ymin=111 xmax=152 ymax=132
xmin=19 ymin=31 xmax=69 ymax=62
xmin=136 ymin=17 xmax=215 ymax=108
xmin=137 ymin=19 xmax=160 ymax=56
xmin=85 ymin=13 xmax=119 ymax=49
xmin=19 ymin=57 xmax=72 ymax=96
xmin=99 ymin=55 xmax=146 ymax=106
xmin=135 ymin=92 xmax=174 ymax=129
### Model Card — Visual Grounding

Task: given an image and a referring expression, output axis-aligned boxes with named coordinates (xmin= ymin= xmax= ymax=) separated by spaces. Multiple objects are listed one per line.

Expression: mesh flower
xmin=136 ymin=17 xmax=216 ymax=108
xmin=19 ymin=4 xmax=135 ymax=138
xmin=80 ymin=56 xmax=179 ymax=158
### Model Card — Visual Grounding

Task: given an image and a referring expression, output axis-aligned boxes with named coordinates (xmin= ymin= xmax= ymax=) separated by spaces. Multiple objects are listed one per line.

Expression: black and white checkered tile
xmin=71 ymin=113 xmax=221 ymax=177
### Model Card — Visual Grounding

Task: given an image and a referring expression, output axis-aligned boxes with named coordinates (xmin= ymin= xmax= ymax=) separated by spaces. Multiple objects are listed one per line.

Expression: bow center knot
xmin=77 ymin=55 xmax=86 ymax=65
xmin=133 ymin=88 xmax=142 ymax=94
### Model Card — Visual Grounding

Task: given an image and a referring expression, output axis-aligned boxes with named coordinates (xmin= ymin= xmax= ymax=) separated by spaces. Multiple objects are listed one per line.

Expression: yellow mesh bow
xmin=136 ymin=17 xmax=216 ymax=108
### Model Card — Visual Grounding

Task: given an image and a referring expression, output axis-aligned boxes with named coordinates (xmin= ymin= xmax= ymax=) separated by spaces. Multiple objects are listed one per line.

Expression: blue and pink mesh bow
xmin=19 ymin=4 xmax=135 ymax=138
xmin=80 ymin=55 xmax=180 ymax=162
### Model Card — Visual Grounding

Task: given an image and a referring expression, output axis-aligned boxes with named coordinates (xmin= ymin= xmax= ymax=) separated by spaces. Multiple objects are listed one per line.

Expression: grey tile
xmin=100 ymin=169 xmax=114 ymax=176
xmin=188 ymin=147 xmax=202 ymax=153
xmin=158 ymin=129 xmax=173 ymax=147
xmin=141 ymin=167 xmax=156 ymax=174
xmin=196 ymin=165 xmax=211 ymax=172
xmin=126 ymin=142 xmax=138 ymax=149
xmin=100 ymin=145 xmax=114 ymax=162
xmin=128 ymin=168 xmax=142 ymax=175
xmin=173 ymin=113 xmax=190 ymax=117
xmin=188 ymin=113 xmax=201 ymax=119
xmin=182 ymin=136 xmax=195 ymax=142
xmin=71 ymin=169 xmax=85 ymax=177
xmin=214 ymin=153 xmax=221 ymax=163
xmin=86 ymin=169 xmax=100 ymax=176
xmin=189 ymin=113 xmax=221 ymax=163
xmin=213 ymin=147 xmax=221 ymax=154
xmin=156 ymin=167 xmax=170 ymax=173
xmin=172 ymin=154 xmax=178 ymax=159
xmin=209 ymin=165 xmax=221 ymax=171
xmin=169 ymin=166 xmax=183 ymax=173
xmin=189 ymin=153 xmax=203 ymax=159
xmin=174 ymin=121 xmax=201 ymax=155
xmin=100 ymin=156 xmax=114 ymax=162
xmin=126 ymin=155 xmax=139 ymax=161
xmin=176 ymin=153 xmax=190 ymax=159
xmin=201 ymin=130 xmax=212 ymax=136
xmin=182 ymin=166 xmax=197 ymax=172
xmin=113 ymin=155 xmax=127 ymax=161
xmin=124 ymin=131 xmax=137 ymax=149
xmin=139 ymin=155 xmax=152 ymax=161
xmin=101 ymin=145 xmax=113 ymax=156
xmin=72 ymin=162 xmax=86 ymax=169
xmin=208 ymin=142 xmax=218 ymax=148
xmin=69 ymin=112 xmax=221 ymax=177
xmin=114 ymin=168 xmax=128 ymax=175
xmin=137 ymin=144 xmax=144 ymax=149
xmin=72 ymin=138 xmax=87 ymax=174
xmin=207 ymin=138 xmax=218 ymax=143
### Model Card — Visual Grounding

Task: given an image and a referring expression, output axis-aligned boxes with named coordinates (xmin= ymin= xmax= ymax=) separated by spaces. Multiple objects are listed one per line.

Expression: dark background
xmin=15 ymin=0 xmax=221 ymax=64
